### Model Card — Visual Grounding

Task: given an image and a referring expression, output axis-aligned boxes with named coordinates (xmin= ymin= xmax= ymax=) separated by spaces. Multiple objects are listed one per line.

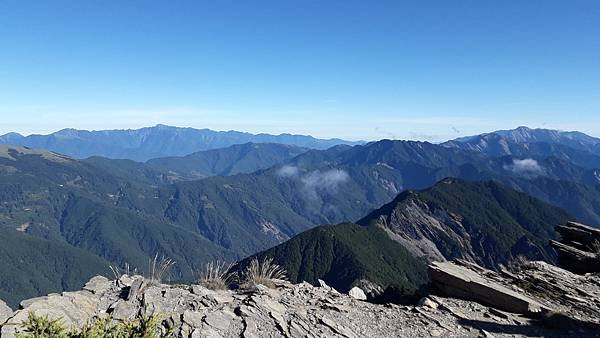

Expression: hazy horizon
xmin=2 ymin=123 xmax=599 ymax=143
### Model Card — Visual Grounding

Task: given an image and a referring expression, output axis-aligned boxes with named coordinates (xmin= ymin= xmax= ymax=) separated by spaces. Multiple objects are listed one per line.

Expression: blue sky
xmin=0 ymin=1 xmax=599 ymax=141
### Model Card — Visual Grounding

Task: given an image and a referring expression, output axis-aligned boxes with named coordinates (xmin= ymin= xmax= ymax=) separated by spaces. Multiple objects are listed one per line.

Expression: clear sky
xmin=0 ymin=1 xmax=599 ymax=141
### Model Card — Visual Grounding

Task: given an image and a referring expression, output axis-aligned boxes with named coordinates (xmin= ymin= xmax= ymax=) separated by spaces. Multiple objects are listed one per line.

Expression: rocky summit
xmin=2 ymin=257 xmax=600 ymax=338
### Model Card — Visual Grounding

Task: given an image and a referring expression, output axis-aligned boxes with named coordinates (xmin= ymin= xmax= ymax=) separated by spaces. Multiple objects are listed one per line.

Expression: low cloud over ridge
xmin=503 ymin=158 xmax=544 ymax=176
xmin=276 ymin=165 xmax=350 ymax=199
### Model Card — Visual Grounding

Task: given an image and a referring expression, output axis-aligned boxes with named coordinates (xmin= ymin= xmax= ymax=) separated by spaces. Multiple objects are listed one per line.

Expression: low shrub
xmin=16 ymin=312 xmax=172 ymax=338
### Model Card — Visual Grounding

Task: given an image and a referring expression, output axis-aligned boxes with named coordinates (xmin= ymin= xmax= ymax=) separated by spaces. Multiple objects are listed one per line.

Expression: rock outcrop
xmin=430 ymin=259 xmax=600 ymax=331
xmin=430 ymin=260 xmax=548 ymax=315
xmin=550 ymin=221 xmax=600 ymax=273
xmin=3 ymin=262 xmax=600 ymax=337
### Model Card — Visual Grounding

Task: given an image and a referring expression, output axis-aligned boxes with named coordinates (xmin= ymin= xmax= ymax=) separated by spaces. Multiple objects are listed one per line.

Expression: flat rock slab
xmin=429 ymin=261 xmax=548 ymax=314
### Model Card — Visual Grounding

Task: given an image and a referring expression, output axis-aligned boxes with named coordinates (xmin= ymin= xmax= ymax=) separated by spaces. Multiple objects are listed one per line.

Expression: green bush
xmin=16 ymin=312 xmax=172 ymax=338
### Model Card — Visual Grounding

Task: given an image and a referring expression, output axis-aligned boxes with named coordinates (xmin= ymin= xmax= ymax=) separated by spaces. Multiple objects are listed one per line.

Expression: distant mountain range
xmin=2 ymin=125 xmax=600 ymax=306
xmin=0 ymin=125 xmax=362 ymax=161
xmin=444 ymin=126 xmax=600 ymax=160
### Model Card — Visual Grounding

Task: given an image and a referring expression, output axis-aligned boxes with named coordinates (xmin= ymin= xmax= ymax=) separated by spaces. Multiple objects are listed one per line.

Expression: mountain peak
xmin=152 ymin=123 xmax=177 ymax=130
xmin=444 ymin=126 xmax=600 ymax=158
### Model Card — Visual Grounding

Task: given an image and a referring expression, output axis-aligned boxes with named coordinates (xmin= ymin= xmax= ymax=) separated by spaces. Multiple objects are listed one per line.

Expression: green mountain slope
xmin=0 ymin=229 xmax=111 ymax=309
xmin=237 ymin=223 xmax=428 ymax=294
xmin=0 ymin=146 xmax=234 ymax=306
xmin=147 ymin=142 xmax=308 ymax=179
xmin=153 ymin=164 xmax=407 ymax=255
xmin=500 ymin=177 xmax=600 ymax=227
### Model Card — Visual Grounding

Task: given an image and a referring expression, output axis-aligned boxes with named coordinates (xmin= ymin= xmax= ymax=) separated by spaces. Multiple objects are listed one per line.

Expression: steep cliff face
xmin=358 ymin=179 xmax=571 ymax=268
xmin=362 ymin=197 xmax=478 ymax=262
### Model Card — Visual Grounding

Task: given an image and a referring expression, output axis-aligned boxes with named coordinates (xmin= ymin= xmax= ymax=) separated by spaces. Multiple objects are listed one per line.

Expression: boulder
xmin=348 ymin=287 xmax=367 ymax=301
xmin=83 ymin=275 xmax=113 ymax=295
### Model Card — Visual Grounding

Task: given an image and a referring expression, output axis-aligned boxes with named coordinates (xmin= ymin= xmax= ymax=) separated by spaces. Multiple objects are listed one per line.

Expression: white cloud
xmin=503 ymin=158 xmax=544 ymax=176
xmin=301 ymin=169 xmax=350 ymax=199
xmin=276 ymin=165 xmax=300 ymax=178
xmin=276 ymin=166 xmax=350 ymax=199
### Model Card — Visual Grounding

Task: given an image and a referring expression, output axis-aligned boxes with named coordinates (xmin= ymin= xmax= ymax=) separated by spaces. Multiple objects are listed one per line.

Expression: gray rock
xmin=0 ymin=299 xmax=13 ymax=325
xmin=320 ymin=315 xmax=358 ymax=338
xmin=355 ymin=279 xmax=384 ymax=299
xmin=548 ymin=222 xmax=600 ymax=273
xmin=182 ymin=309 xmax=205 ymax=328
xmin=142 ymin=285 xmax=205 ymax=317
xmin=348 ymin=287 xmax=367 ymax=301
xmin=110 ymin=300 xmax=139 ymax=321
xmin=203 ymin=310 xmax=236 ymax=331
xmin=418 ymin=297 xmax=438 ymax=310
xmin=2 ymin=291 xmax=99 ymax=337
xmin=317 ymin=279 xmax=329 ymax=288
xmin=191 ymin=284 xmax=212 ymax=297
xmin=317 ymin=279 xmax=340 ymax=294
xmin=127 ymin=277 xmax=145 ymax=301
xmin=118 ymin=275 xmax=134 ymax=287
xmin=429 ymin=260 xmax=547 ymax=314
xmin=19 ymin=296 xmax=48 ymax=309
xmin=83 ymin=275 xmax=112 ymax=295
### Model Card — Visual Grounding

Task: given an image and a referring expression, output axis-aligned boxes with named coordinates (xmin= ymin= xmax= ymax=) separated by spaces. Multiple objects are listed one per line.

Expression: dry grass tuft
xmin=242 ymin=257 xmax=287 ymax=288
xmin=198 ymin=261 xmax=237 ymax=290
xmin=147 ymin=254 xmax=176 ymax=285
xmin=109 ymin=262 xmax=137 ymax=281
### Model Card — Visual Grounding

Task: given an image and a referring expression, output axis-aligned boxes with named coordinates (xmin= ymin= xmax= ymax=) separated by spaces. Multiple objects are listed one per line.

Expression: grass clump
xmin=147 ymin=254 xmax=175 ymax=285
xmin=242 ymin=257 xmax=287 ymax=288
xmin=109 ymin=263 xmax=137 ymax=281
xmin=17 ymin=312 xmax=171 ymax=338
xmin=198 ymin=261 xmax=237 ymax=290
